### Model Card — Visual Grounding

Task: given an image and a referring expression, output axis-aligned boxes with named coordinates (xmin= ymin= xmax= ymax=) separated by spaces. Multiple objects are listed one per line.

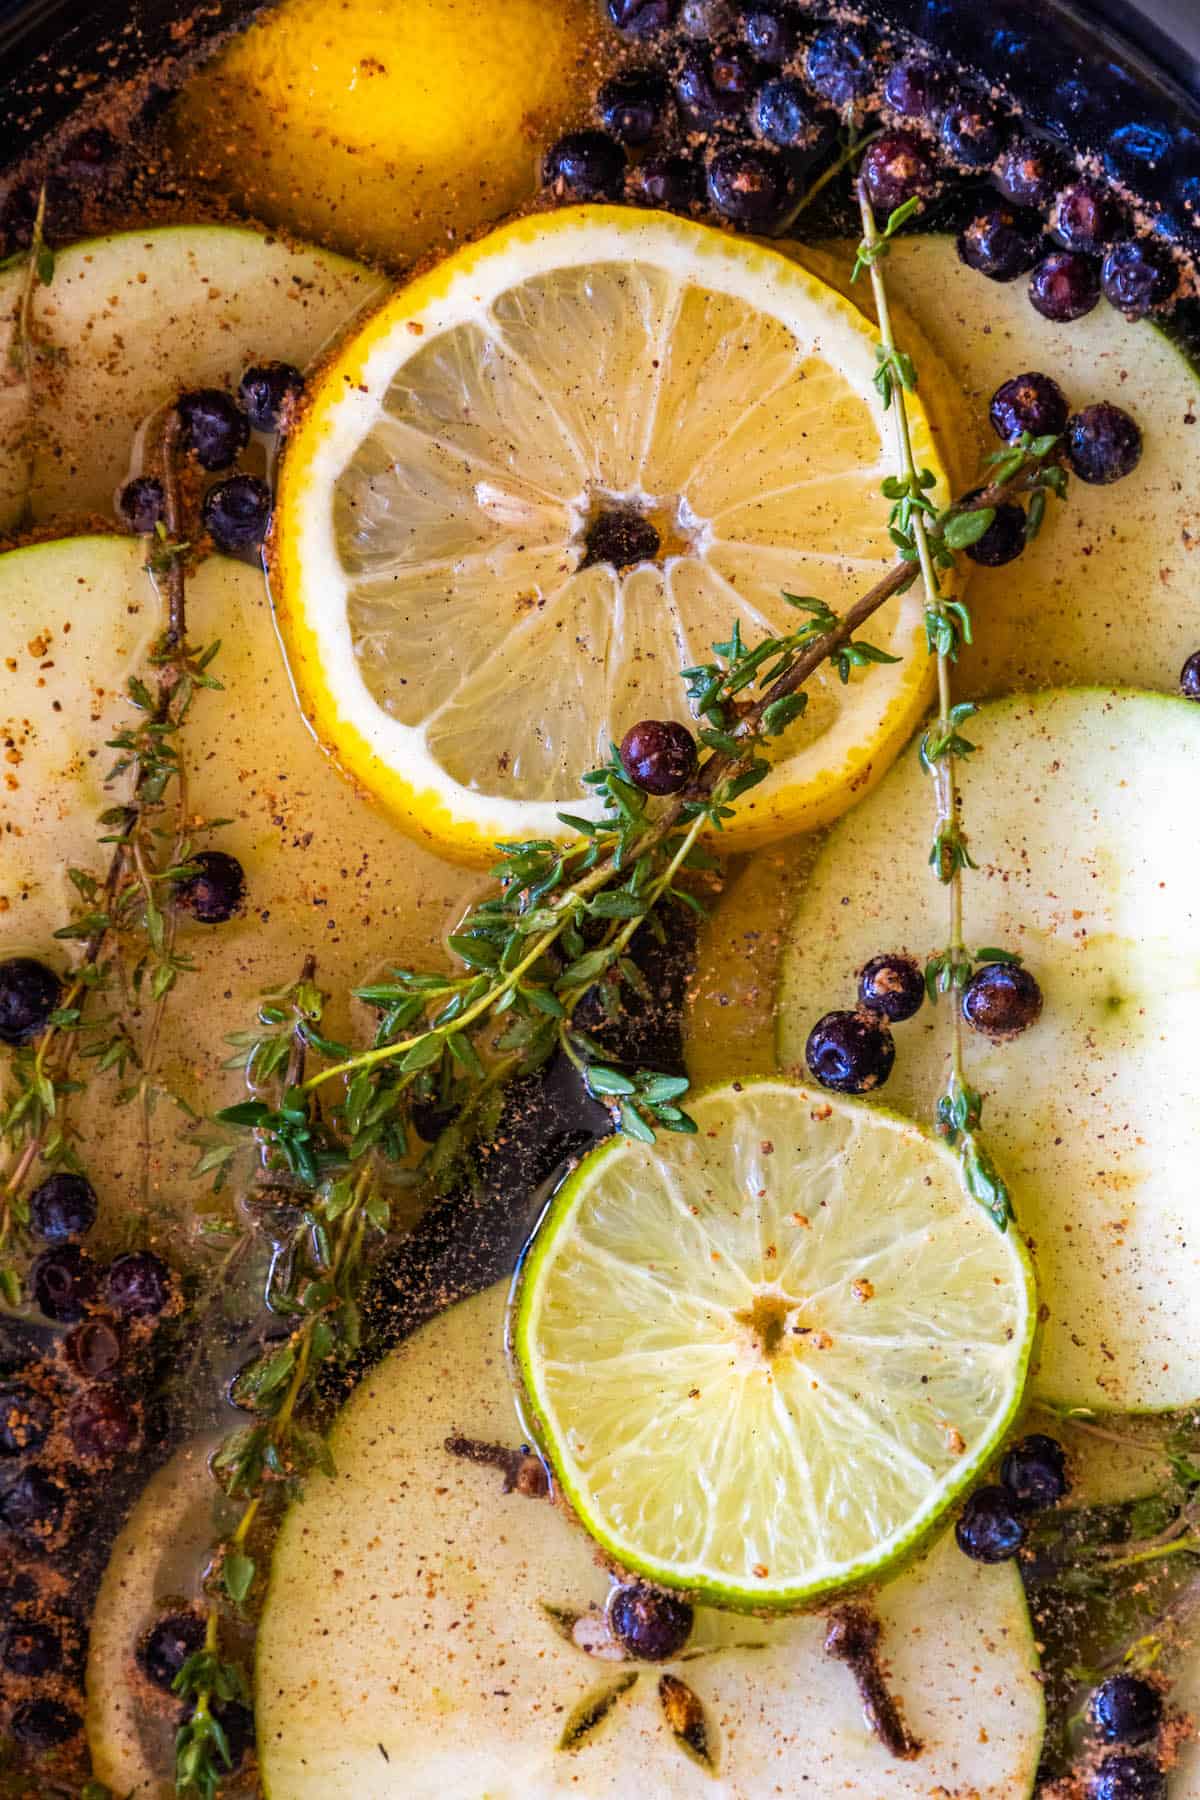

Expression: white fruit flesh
xmin=515 ymin=1078 xmax=1034 ymax=1609
xmin=257 ymin=1280 xmax=1043 ymax=1799
xmin=788 ymin=236 xmax=1200 ymax=698
xmin=0 ymin=535 xmax=474 ymax=1211
xmin=779 ymin=689 xmax=1200 ymax=1413
xmin=0 ymin=226 xmax=385 ymax=528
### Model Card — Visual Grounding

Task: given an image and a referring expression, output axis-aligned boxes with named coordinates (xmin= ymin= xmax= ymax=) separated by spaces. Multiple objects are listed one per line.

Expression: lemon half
xmin=273 ymin=206 xmax=949 ymax=866
xmin=514 ymin=1078 xmax=1036 ymax=1610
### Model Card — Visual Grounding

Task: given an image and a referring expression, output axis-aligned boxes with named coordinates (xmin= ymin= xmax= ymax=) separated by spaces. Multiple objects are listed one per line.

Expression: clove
xmin=445 ymin=1433 xmax=549 ymax=1498
xmin=824 ymin=1604 xmax=922 ymax=1761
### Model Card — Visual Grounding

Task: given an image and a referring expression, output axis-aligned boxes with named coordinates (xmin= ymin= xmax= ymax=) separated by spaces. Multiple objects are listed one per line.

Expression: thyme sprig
xmin=0 ymin=414 xmax=215 ymax=1293
xmin=178 ymin=966 xmax=397 ymax=1798
xmin=854 ymin=181 xmax=1069 ymax=1231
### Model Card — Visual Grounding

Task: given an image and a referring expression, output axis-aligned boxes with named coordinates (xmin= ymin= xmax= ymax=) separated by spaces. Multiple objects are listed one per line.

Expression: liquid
xmin=2 ymin=2 xmax=1200 ymax=1795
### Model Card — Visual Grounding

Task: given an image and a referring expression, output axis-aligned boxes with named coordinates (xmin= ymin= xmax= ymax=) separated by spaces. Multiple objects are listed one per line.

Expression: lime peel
xmin=515 ymin=1077 xmax=1036 ymax=1611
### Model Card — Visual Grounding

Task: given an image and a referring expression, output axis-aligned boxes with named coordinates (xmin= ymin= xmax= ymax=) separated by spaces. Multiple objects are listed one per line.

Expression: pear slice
xmin=256 ymin=1279 xmax=1043 ymax=1798
xmin=778 ymin=688 xmax=1200 ymax=1414
xmin=787 ymin=235 xmax=1199 ymax=699
xmin=0 ymin=534 xmax=473 ymax=1208
xmin=0 ymin=225 xmax=386 ymax=529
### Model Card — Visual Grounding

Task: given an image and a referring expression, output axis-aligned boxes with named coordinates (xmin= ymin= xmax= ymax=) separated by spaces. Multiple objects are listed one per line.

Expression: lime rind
xmin=514 ymin=1077 xmax=1037 ymax=1613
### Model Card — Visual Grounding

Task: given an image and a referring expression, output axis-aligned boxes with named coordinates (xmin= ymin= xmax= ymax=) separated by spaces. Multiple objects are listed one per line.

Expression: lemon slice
xmin=514 ymin=1077 xmax=1035 ymax=1611
xmin=273 ymin=206 xmax=948 ymax=866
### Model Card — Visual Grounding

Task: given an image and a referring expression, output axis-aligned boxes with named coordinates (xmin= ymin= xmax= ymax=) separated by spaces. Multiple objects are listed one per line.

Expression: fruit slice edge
xmin=514 ymin=1077 xmax=1035 ymax=1610
xmin=257 ymin=1278 xmax=1044 ymax=1799
xmin=272 ymin=203 xmax=948 ymax=866
xmin=778 ymin=686 xmax=1200 ymax=1414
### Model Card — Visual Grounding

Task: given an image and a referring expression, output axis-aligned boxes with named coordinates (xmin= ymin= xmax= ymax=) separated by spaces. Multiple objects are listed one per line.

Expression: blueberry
xmin=1100 ymin=239 xmax=1177 ymax=320
xmin=175 ymin=849 xmax=246 ymax=924
xmin=629 ymin=153 xmax=703 ymax=213
xmin=1089 ymin=1754 xmax=1167 ymax=1800
xmin=582 ymin=509 xmax=661 ymax=572
xmin=176 ymin=389 xmax=251 ymax=473
xmin=993 ymin=136 xmax=1068 ymax=211
xmin=1180 ymin=650 xmax=1200 ymax=700
xmin=740 ymin=7 xmax=799 ymax=66
xmin=753 ymin=77 xmax=822 ymax=151
xmin=619 ymin=721 xmax=698 ymax=796
xmin=861 ymin=131 xmax=938 ymax=215
xmin=1052 ymin=181 xmax=1123 ymax=254
xmin=0 ymin=1465 xmax=68 ymax=1545
xmin=1001 ymin=1433 xmax=1069 ymax=1509
xmin=203 ymin=474 xmax=273 ymax=551
xmin=69 ymin=1386 xmax=138 ymax=1460
xmin=1028 ymin=250 xmax=1101 ymax=321
xmin=139 ymin=1608 xmax=206 ymax=1692
xmin=107 ymin=1249 xmax=172 ymax=1318
xmin=857 ymin=953 xmax=924 ymax=1023
xmin=64 ymin=1318 xmax=123 ymax=1382
xmin=955 ymin=1485 xmax=1026 ymax=1562
xmin=9 ymin=1697 xmax=80 ymax=1750
xmin=961 ymin=962 xmax=1043 ymax=1037
xmin=2 ymin=1619 xmax=62 ymax=1676
xmin=608 ymin=1582 xmax=694 ymax=1660
xmin=408 ymin=1095 xmax=460 ymax=1143
xmin=1065 ymin=404 xmax=1142 ymax=485
xmin=806 ymin=27 xmax=876 ymax=109
xmin=706 ymin=143 xmax=789 ymax=226
xmin=598 ymin=69 xmax=670 ymax=147
xmin=238 ymin=361 xmax=305 ymax=433
xmin=940 ymin=97 xmax=1007 ymax=170
xmin=31 ymin=1243 xmax=98 ymax=1322
xmin=957 ymin=203 xmax=1043 ymax=282
xmin=882 ymin=56 xmax=946 ymax=122
xmin=28 ymin=1171 xmax=98 ymax=1243
xmin=989 ymin=372 xmax=1069 ymax=442
xmin=963 ymin=500 xmax=1028 ymax=568
xmin=1104 ymin=121 xmax=1175 ymax=186
xmin=0 ymin=957 xmax=62 ymax=1047
xmin=1091 ymin=1675 xmax=1164 ymax=1746
xmin=211 ymin=1699 xmax=255 ymax=1772
xmin=676 ymin=43 xmax=761 ymax=128
xmin=544 ymin=130 xmax=627 ymax=200
xmin=805 ymin=1009 xmax=895 ymax=1094
xmin=608 ymin=0 xmax=677 ymax=35
xmin=118 ymin=475 xmax=165 ymax=535
xmin=0 ymin=1382 xmax=52 ymax=1456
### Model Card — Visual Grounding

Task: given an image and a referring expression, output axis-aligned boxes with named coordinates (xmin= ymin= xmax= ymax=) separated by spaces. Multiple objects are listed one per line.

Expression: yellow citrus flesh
xmin=273 ymin=206 xmax=951 ymax=866
xmin=171 ymin=0 xmax=601 ymax=267
xmin=515 ymin=1079 xmax=1035 ymax=1610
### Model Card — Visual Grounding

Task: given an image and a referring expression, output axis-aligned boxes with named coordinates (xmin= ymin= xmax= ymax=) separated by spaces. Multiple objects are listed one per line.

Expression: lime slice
xmin=514 ymin=1078 xmax=1036 ymax=1610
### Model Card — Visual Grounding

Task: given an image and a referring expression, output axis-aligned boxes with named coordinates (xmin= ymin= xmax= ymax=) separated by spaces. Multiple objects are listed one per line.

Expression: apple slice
xmin=84 ymin=1440 xmax=258 ymax=1800
xmin=787 ymin=236 xmax=1200 ymax=699
xmin=0 ymin=225 xmax=386 ymax=529
xmin=779 ymin=688 xmax=1200 ymax=1414
xmin=0 ymin=534 xmax=473 ymax=1208
xmin=256 ymin=1279 xmax=1043 ymax=1798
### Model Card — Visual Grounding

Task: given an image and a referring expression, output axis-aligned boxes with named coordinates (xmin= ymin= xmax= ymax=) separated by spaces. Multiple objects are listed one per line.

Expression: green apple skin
xmin=0 ymin=225 xmax=386 ymax=529
xmin=779 ymin=687 xmax=1200 ymax=1416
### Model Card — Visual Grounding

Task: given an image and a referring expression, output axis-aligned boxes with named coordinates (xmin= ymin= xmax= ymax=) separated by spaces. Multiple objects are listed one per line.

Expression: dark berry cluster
xmin=803 ymin=952 xmax=923 ymax=1097
xmin=0 ymin=1163 xmax=179 ymax=1756
xmin=119 ymin=361 xmax=303 ymax=555
xmin=955 ymin=1432 xmax=1069 ymax=1564
xmin=561 ymin=0 xmax=1189 ymax=329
